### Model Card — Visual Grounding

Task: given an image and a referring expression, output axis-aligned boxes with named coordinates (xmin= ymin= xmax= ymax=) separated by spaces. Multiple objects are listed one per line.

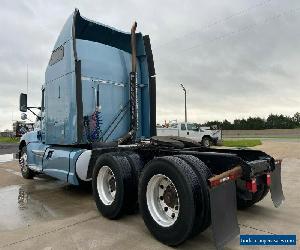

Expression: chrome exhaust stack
xmin=119 ymin=21 xmax=138 ymax=145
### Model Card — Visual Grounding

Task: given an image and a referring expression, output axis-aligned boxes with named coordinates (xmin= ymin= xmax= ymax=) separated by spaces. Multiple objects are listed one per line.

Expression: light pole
xmin=180 ymin=83 xmax=187 ymax=123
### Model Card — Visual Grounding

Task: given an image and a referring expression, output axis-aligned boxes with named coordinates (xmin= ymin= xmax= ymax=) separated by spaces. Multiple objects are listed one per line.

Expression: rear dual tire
xmin=92 ymin=152 xmax=142 ymax=219
xmin=93 ymin=152 xmax=211 ymax=246
xmin=175 ymin=155 xmax=212 ymax=237
xmin=138 ymin=156 xmax=211 ymax=246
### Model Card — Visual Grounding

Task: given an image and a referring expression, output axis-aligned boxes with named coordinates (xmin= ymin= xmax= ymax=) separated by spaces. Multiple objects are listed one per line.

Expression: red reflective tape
xmin=229 ymin=172 xmax=241 ymax=180
xmin=210 ymin=179 xmax=220 ymax=187
xmin=220 ymin=176 xmax=230 ymax=183
xmin=209 ymin=166 xmax=242 ymax=188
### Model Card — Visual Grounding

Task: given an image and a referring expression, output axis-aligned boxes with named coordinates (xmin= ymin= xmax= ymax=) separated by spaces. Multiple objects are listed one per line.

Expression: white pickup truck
xmin=157 ymin=122 xmax=222 ymax=147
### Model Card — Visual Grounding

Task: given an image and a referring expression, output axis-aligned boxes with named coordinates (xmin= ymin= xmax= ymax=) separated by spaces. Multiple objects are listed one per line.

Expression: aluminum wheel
xmin=97 ymin=166 xmax=116 ymax=205
xmin=146 ymin=174 xmax=180 ymax=227
xmin=20 ymin=152 xmax=28 ymax=173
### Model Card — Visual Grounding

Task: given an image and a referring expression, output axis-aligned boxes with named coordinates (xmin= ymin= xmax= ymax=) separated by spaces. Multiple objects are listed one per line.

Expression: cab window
xmin=49 ymin=46 xmax=64 ymax=66
xmin=187 ymin=123 xmax=199 ymax=131
xmin=181 ymin=124 xmax=186 ymax=130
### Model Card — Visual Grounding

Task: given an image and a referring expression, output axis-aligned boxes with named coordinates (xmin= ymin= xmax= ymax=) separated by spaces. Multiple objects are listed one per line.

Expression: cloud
xmin=0 ymin=0 xmax=299 ymax=131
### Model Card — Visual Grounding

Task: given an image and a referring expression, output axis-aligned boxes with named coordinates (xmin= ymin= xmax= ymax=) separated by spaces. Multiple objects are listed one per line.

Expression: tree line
xmin=203 ymin=112 xmax=300 ymax=130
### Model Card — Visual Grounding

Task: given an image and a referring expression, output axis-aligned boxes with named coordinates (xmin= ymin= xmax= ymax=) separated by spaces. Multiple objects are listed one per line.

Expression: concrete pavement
xmin=0 ymin=142 xmax=299 ymax=249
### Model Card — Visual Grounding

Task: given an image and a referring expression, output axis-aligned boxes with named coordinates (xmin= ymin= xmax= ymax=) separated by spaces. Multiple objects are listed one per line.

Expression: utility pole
xmin=26 ymin=64 xmax=29 ymax=94
xmin=180 ymin=83 xmax=187 ymax=123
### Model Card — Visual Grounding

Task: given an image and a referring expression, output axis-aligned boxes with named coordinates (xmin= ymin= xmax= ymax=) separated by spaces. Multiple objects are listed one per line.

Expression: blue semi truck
xmin=18 ymin=9 xmax=284 ymax=248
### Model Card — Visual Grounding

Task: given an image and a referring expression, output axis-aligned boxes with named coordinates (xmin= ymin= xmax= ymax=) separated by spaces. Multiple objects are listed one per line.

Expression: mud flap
xmin=270 ymin=161 xmax=285 ymax=208
xmin=210 ymin=180 xmax=240 ymax=250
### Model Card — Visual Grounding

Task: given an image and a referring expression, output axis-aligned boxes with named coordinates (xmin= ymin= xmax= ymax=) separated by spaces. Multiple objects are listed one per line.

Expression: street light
xmin=180 ymin=83 xmax=187 ymax=123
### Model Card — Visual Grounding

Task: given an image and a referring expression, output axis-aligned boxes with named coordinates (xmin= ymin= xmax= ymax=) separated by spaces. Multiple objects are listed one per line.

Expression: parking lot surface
xmin=0 ymin=141 xmax=299 ymax=250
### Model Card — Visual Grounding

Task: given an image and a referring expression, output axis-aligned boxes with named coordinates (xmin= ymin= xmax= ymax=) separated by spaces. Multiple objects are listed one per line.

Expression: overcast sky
xmin=0 ymin=0 xmax=299 ymax=130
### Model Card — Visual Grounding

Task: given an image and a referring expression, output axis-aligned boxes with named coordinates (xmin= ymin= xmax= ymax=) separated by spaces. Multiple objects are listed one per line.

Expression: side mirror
xmin=21 ymin=113 xmax=27 ymax=120
xmin=19 ymin=93 xmax=27 ymax=112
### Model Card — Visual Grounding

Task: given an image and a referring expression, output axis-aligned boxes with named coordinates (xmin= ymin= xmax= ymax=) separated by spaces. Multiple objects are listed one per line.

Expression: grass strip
xmin=222 ymin=139 xmax=262 ymax=147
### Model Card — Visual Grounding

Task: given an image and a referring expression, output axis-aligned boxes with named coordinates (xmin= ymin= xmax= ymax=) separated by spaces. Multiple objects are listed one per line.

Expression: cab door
xmin=179 ymin=123 xmax=187 ymax=137
xmin=186 ymin=123 xmax=200 ymax=141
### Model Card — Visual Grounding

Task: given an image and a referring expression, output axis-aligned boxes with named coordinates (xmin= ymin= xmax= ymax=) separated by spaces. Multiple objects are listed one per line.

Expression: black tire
xmin=257 ymin=184 xmax=270 ymax=202
xmin=138 ymin=156 xmax=202 ymax=246
xmin=92 ymin=152 xmax=135 ymax=219
xmin=125 ymin=152 xmax=143 ymax=182
xmin=124 ymin=152 xmax=144 ymax=214
xmin=201 ymin=136 xmax=211 ymax=148
xmin=77 ymin=178 xmax=92 ymax=192
xmin=236 ymin=183 xmax=266 ymax=209
xmin=174 ymin=155 xmax=212 ymax=237
xmin=19 ymin=146 xmax=35 ymax=179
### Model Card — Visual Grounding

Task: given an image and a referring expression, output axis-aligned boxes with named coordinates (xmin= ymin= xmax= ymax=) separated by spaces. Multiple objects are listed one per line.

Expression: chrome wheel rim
xmin=97 ymin=166 xmax=116 ymax=205
xmin=146 ymin=174 xmax=180 ymax=227
xmin=20 ymin=152 xmax=28 ymax=173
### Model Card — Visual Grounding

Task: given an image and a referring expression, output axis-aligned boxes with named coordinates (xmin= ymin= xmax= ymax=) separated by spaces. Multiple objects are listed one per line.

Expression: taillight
xmin=246 ymin=179 xmax=257 ymax=193
xmin=266 ymin=173 xmax=271 ymax=187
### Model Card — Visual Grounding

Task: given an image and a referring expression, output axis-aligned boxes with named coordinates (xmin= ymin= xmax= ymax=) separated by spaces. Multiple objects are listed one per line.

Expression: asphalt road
xmin=0 ymin=141 xmax=299 ymax=250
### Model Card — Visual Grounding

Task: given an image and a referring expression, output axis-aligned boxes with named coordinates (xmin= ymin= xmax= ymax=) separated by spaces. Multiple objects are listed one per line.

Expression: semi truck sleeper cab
xmin=18 ymin=9 xmax=284 ymax=249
